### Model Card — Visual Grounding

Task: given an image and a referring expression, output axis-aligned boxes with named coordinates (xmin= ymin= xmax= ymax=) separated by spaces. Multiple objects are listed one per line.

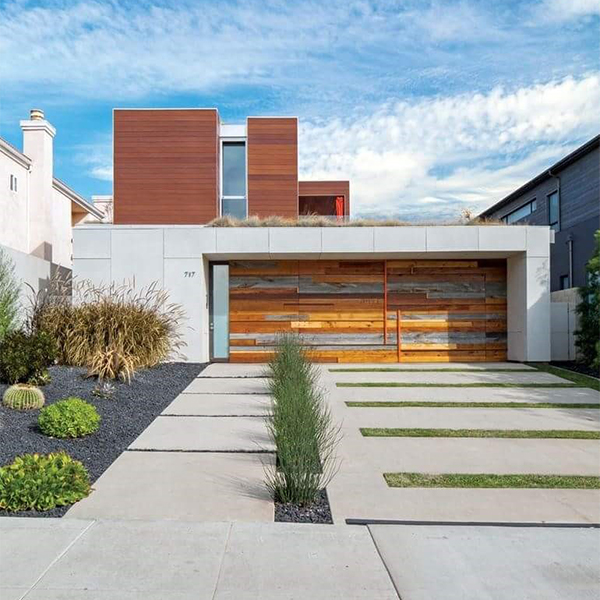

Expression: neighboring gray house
xmin=480 ymin=135 xmax=599 ymax=292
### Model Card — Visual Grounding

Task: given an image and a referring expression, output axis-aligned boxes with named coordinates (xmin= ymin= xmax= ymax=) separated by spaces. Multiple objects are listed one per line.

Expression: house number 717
xmin=184 ymin=271 xmax=196 ymax=278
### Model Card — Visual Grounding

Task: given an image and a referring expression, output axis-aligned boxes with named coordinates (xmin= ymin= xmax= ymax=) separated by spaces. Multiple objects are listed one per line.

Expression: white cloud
xmin=299 ymin=74 xmax=600 ymax=219
xmin=536 ymin=0 xmax=600 ymax=22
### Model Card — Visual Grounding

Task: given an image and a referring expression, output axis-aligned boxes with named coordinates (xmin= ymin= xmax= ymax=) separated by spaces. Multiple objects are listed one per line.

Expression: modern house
xmin=480 ymin=136 xmax=599 ymax=293
xmin=74 ymin=107 xmax=552 ymax=365
xmin=1 ymin=109 xmax=104 ymax=281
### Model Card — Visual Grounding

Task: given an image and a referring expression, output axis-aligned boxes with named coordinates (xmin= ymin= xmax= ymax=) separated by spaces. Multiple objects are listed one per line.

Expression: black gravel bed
xmin=275 ymin=489 xmax=333 ymax=524
xmin=0 ymin=362 xmax=205 ymax=518
xmin=550 ymin=361 xmax=600 ymax=380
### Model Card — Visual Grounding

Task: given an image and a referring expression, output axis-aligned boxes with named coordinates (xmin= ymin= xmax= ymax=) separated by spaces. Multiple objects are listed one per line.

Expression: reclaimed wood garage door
xmin=228 ymin=259 xmax=507 ymax=363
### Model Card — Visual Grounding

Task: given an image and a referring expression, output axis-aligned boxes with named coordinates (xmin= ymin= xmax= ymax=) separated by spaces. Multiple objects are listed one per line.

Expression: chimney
xmin=20 ymin=109 xmax=56 ymax=261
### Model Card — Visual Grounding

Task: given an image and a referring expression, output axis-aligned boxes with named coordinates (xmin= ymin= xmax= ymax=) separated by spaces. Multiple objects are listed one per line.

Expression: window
xmin=548 ymin=191 xmax=560 ymax=232
xmin=559 ymin=274 xmax=570 ymax=290
xmin=502 ymin=199 xmax=537 ymax=224
xmin=221 ymin=141 xmax=246 ymax=219
xmin=9 ymin=174 xmax=17 ymax=192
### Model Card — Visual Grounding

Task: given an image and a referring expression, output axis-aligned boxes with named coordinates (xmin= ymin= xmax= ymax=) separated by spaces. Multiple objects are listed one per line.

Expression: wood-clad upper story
xmin=112 ymin=109 xmax=349 ymax=224
xmin=113 ymin=109 xmax=219 ymax=224
xmin=247 ymin=117 xmax=298 ymax=218
xmin=299 ymin=180 xmax=350 ymax=217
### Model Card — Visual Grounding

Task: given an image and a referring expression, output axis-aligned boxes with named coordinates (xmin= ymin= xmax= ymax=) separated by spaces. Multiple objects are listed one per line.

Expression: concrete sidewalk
xmin=0 ymin=517 xmax=399 ymax=600
xmin=369 ymin=524 xmax=600 ymax=600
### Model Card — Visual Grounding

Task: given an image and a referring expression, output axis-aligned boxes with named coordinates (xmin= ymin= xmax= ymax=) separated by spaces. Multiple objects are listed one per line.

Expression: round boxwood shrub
xmin=38 ymin=397 xmax=101 ymax=439
xmin=0 ymin=452 xmax=90 ymax=512
xmin=2 ymin=384 xmax=45 ymax=410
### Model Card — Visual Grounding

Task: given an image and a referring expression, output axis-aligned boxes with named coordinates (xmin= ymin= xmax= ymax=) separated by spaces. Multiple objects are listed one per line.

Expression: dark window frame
xmin=501 ymin=198 xmax=537 ymax=224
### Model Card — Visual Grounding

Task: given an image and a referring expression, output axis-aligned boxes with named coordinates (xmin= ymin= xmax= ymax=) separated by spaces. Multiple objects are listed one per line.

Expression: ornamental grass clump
xmin=265 ymin=334 xmax=340 ymax=505
xmin=0 ymin=452 xmax=90 ymax=512
xmin=31 ymin=278 xmax=185 ymax=382
xmin=39 ymin=397 xmax=100 ymax=438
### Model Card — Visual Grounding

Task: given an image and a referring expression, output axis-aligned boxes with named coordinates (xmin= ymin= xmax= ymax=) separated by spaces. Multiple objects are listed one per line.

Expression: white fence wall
xmin=550 ymin=301 xmax=579 ymax=361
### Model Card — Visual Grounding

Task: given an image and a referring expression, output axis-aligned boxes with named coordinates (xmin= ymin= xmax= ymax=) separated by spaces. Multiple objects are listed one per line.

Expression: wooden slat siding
xmin=299 ymin=181 xmax=350 ymax=216
xmin=113 ymin=109 xmax=219 ymax=224
xmin=228 ymin=259 xmax=507 ymax=363
xmin=247 ymin=118 xmax=298 ymax=218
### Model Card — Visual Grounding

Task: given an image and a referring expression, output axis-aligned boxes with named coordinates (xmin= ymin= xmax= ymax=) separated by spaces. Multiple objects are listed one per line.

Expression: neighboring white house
xmin=1 ymin=109 xmax=104 ymax=270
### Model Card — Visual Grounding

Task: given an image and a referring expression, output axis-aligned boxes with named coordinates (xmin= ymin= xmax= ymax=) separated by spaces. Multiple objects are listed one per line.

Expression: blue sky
xmin=0 ymin=0 xmax=598 ymax=220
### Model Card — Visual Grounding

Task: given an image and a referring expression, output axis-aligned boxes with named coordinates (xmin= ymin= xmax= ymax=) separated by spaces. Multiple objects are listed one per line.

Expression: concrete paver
xmin=129 ymin=415 xmax=274 ymax=451
xmin=200 ymin=363 xmax=269 ymax=378
xmin=332 ymin=370 xmax=570 ymax=384
xmin=33 ymin=519 xmax=230 ymax=599
xmin=369 ymin=525 xmax=600 ymax=600
xmin=334 ymin=385 xmax=600 ymax=403
xmin=213 ymin=523 xmax=398 ymax=600
xmin=162 ymin=393 xmax=271 ymax=416
xmin=183 ymin=377 xmax=269 ymax=394
xmin=327 ymin=473 xmax=600 ymax=522
xmin=66 ymin=452 xmax=274 ymax=522
xmin=343 ymin=407 xmax=600 ymax=431
xmin=350 ymin=437 xmax=600 ymax=475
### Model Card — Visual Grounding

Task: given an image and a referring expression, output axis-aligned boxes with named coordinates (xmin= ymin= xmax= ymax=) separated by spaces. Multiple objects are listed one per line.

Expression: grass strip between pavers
xmin=360 ymin=428 xmax=600 ymax=439
xmin=346 ymin=401 xmax=600 ymax=409
xmin=529 ymin=362 xmax=600 ymax=391
xmin=384 ymin=472 xmax=600 ymax=489
xmin=330 ymin=368 xmax=535 ymax=373
xmin=337 ymin=382 xmax=579 ymax=388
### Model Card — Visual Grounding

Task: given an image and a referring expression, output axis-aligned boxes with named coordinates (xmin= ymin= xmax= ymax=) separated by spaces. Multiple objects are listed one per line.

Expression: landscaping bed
xmin=550 ymin=361 xmax=600 ymax=381
xmin=0 ymin=362 xmax=204 ymax=518
xmin=275 ymin=489 xmax=333 ymax=524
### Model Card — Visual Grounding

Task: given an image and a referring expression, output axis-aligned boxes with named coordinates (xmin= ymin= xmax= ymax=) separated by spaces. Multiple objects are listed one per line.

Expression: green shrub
xmin=0 ymin=452 xmax=90 ymax=512
xmin=2 ymin=384 xmax=45 ymax=410
xmin=0 ymin=250 xmax=20 ymax=342
xmin=575 ymin=230 xmax=600 ymax=370
xmin=265 ymin=334 xmax=340 ymax=505
xmin=32 ymin=279 xmax=184 ymax=381
xmin=0 ymin=329 xmax=56 ymax=384
xmin=38 ymin=398 xmax=100 ymax=438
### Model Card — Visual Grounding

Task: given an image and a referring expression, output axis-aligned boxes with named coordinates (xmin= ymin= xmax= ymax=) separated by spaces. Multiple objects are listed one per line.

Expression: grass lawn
xmin=530 ymin=363 xmax=600 ymax=391
xmin=346 ymin=401 xmax=600 ymax=409
xmin=360 ymin=428 xmax=600 ymax=439
xmin=384 ymin=472 xmax=600 ymax=489
xmin=337 ymin=382 xmax=579 ymax=388
xmin=330 ymin=368 xmax=534 ymax=372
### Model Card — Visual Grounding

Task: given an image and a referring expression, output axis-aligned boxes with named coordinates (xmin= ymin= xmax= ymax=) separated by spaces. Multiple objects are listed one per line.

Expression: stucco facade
xmin=0 ymin=111 xmax=103 ymax=270
xmin=73 ymin=225 xmax=552 ymax=364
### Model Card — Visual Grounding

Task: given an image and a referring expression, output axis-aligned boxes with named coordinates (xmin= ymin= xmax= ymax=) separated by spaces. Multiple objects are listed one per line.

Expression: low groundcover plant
xmin=0 ymin=452 xmax=91 ymax=512
xmin=38 ymin=397 xmax=101 ymax=438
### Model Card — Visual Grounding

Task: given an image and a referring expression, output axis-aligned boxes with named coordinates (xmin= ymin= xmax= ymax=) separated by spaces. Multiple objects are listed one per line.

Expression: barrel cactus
xmin=2 ymin=384 xmax=45 ymax=410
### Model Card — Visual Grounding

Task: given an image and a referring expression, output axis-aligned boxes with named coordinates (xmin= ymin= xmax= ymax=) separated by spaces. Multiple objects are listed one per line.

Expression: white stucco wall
xmin=0 ymin=147 xmax=30 ymax=255
xmin=73 ymin=225 xmax=552 ymax=364
xmin=0 ymin=243 xmax=53 ymax=325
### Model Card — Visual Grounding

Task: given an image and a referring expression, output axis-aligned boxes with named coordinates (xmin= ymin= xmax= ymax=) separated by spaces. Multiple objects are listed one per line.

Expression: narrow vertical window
xmin=221 ymin=141 xmax=246 ymax=219
xmin=548 ymin=191 xmax=560 ymax=232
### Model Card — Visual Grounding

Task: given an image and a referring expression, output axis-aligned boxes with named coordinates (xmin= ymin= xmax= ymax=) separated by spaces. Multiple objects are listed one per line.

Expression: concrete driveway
xmin=321 ymin=363 xmax=600 ymax=524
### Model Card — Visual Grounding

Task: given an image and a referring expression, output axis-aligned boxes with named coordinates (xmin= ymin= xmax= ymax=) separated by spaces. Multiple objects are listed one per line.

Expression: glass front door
xmin=210 ymin=263 xmax=229 ymax=360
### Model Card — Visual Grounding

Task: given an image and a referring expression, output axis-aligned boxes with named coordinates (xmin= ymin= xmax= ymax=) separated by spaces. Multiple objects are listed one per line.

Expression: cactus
xmin=2 ymin=384 xmax=45 ymax=410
